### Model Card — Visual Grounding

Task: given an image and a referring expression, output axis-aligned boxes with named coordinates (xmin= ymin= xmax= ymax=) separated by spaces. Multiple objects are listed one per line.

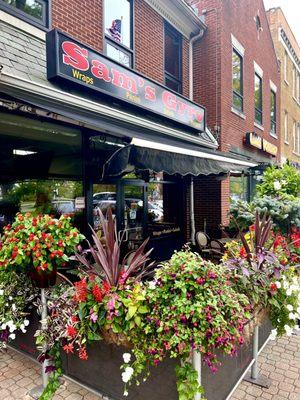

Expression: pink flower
xmin=90 ymin=311 xmax=98 ymax=323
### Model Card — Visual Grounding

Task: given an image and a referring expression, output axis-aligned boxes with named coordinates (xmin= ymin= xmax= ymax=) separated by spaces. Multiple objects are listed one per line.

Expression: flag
xmin=107 ymin=19 xmax=122 ymax=42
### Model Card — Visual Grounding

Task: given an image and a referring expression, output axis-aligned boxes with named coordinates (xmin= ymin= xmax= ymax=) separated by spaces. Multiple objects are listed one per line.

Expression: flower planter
xmin=29 ymin=266 xmax=57 ymax=289
xmin=11 ymin=307 xmax=273 ymax=400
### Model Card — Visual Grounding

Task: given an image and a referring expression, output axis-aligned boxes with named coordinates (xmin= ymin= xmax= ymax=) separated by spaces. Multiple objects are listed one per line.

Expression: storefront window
xmin=164 ymin=22 xmax=182 ymax=93
xmin=104 ymin=0 xmax=133 ymax=67
xmin=254 ymin=73 xmax=263 ymax=125
xmin=230 ymin=175 xmax=248 ymax=202
xmin=93 ymin=183 xmax=117 ymax=230
xmin=232 ymin=49 xmax=243 ymax=111
xmin=0 ymin=180 xmax=83 ymax=233
xmin=0 ymin=0 xmax=49 ymax=28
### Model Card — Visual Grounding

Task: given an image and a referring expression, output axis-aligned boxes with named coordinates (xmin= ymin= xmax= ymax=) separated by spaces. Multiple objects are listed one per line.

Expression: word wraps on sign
xmin=46 ymin=30 xmax=205 ymax=132
xmin=245 ymin=132 xmax=278 ymax=156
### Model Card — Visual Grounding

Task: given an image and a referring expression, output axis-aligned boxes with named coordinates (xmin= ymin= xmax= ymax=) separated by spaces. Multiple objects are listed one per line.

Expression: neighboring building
xmin=187 ymin=0 xmax=281 ymax=231
xmin=267 ymin=7 xmax=300 ymax=169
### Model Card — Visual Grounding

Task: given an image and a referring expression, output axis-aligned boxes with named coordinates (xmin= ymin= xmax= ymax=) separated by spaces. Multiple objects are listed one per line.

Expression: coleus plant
xmin=75 ymin=207 xmax=153 ymax=287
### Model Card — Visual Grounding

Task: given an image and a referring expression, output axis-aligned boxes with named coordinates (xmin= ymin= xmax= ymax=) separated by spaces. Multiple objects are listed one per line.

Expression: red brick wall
xmin=52 ymin=0 xmax=103 ymax=52
xmin=51 ymin=0 xmax=189 ymax=94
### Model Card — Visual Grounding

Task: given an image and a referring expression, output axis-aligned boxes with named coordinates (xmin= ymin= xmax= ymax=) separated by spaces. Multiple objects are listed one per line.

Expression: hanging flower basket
xmin=29 ymin=265 xmax=57 ymax=289
xmin=101 ymin=328 xmax=132 ymax=349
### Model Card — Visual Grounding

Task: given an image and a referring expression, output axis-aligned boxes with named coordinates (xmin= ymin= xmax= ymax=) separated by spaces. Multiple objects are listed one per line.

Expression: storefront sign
xmin=245 ymin=132 xmax=278 ymax=156
xmin=46 ymin=30 xmax=205 ymax=131
xmin=75 ymin=197 xmax=85 ymax=209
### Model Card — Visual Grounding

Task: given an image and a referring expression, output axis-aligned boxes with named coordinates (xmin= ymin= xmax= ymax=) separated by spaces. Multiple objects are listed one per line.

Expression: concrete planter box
xmin=12 ymin=309 xmax=272 ymax=400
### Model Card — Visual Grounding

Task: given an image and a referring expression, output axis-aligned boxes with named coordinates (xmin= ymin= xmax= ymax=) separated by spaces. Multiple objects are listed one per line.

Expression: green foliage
xmin=256 ymin=164 xmax=300 ymax=197
xmin=175 ymin=362 xmax=205 ymax=400
xmin=39 ymin=344 xmax=63 ymax=400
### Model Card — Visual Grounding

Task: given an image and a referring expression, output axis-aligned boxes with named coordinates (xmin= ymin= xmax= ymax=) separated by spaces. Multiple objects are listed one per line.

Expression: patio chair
xmin=195 ymin=231 xmax=211 ymax=257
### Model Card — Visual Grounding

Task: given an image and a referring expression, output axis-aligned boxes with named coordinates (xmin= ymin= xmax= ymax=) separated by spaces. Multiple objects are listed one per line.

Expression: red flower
xmin=102 ymin=281 xmax=111 ymax=294
xmin=239 ymin=247 xmax=247 ymax=258
xmin=92 ymin=284 xmax=103 ymax=303
xmin=78 ymin=346 xmax=88 ymax=360
xmin=249 ymin=225 xmax=255 ymax=232
xmin=66 ymin=325 xmax=77 ymax=338
xmin=269 ymin=283 xmax=277 ymax=293
xmin=63 ymin=343 xmax=74 ymax=354
xmin=71 ymin=315 xmax=79 ymax=323
xmin=74 ymin=279 xmax=88 ymax=302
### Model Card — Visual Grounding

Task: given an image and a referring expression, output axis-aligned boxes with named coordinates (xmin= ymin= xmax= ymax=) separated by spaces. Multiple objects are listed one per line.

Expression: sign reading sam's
xmin=46 ymin=30 xmax=205 ymax=131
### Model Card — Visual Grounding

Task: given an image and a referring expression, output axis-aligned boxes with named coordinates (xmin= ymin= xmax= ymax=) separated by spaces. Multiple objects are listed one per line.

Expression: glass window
xmin=254 ymin=73 xmax=262 ymax=125
xmin=164 ymin=22 xmax=182 ymax=93
xmin=232 ymin=49 xmax=243 ymax=111
xmin=284 ymin=111 xmax=289 ymax=143
xmin=0 ymin=0 xmax=48 ymax=27
xmin=230 ymin=175 xmax=248 ymax=202
xmin=293 ymin=121 xmax=297 ymax=153
xmin=292 ymin=65 xmax=296 ymax=98
xmin=270 ymin=90 xmax=276 ymax=135
xmin=106 ymin=42 xmax=131 ymax=68
xmin=104 ymin=0 xmax=133 ymax=67
xmin=284 ymin=50 xmax=288 ymax=82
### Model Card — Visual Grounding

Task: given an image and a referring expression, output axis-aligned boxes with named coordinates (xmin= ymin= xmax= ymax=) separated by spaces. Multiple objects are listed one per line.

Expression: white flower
xmin=12 ymin=304 xmax=16 ymax=312
xmin=273 ymin=181 xmax=281 ymax=190
xmin=123 ymin=353 xmax=131 ymax=363
xmin=270 ymin=329 xmax=277 ymax=340
xmin=9 ymin=324 xmax=16 ymax=333
xmin=9 ymin=333 xmax=16 ymax=340
xmin=125 ymin=367 xmax=134 ymax=377
xmin=122 ymin=372 xmax=131 ymax=383
xmin=23 ymin=320 xmax=30 ymax=327
xmin=123 ymin=391 xmax=129 ymax=397
xmin=294 ymin=325 xmax=300 ymax=331
xmin=283 ymin=281 xmax=289 ymax=290
xmin=297 ymin=307 xmax=300 ymax=314
xmin=275 ymin=281 xmax=281 ymax=289
xmin=282 ymin=180 xmax=287 ymax=186
xmin=1 ymin=323 xmax=7 ymax=330
xmin=289 ymin=313 xmax=296 ymax=320
xmin=286 ymin=288 xmax=292 ymax=296
xmin=0 ymin=289 xmax=4 ymax=296
xmin=290 ymin=285 xmax=299 ymax=292
xmin=284 ymin=325 xmax=293 ymax=336
xmin=8 ymin=296 xmax=12 ymax=301
xmin=148 ymin=280 xmax=157 ymax=290
xmin=287 ymin=304 xmax=294 ymax=312
xmin=20 ymin=324 xmax=26 ymax=333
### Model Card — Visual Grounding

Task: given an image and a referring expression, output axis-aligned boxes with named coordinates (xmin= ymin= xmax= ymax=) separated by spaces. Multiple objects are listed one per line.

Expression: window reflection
xmin=3 ymin=0 xmax=44 ymax=21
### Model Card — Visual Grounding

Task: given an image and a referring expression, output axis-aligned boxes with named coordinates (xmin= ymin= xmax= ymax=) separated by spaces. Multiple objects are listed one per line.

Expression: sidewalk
xmin=0 ymin=333 xmax=299 ymax=400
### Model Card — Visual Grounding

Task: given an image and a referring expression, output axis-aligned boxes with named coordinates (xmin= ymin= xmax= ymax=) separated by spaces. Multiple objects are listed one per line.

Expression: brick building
xmin=267 ymin=7 xmax=300 ymax=169
xmin=187 ymin=0 xmax=281 ymax=231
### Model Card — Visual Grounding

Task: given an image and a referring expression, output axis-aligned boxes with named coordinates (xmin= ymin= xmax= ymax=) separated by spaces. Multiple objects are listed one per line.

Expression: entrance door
xmin=116 ymin=179 xmax=148 ymax=245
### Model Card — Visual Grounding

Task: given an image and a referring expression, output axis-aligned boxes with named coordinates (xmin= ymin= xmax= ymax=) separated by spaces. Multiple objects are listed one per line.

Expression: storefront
xmin=0 ymin=23 xmax=257 ymax=260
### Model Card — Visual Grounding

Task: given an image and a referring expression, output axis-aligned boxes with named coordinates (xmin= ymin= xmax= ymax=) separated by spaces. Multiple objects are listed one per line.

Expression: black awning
xmin=103 ymin=144 xmax=250 ymax=178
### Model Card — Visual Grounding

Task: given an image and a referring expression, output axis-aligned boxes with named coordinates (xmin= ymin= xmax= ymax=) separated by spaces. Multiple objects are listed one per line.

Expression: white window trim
xmin=231 ymin=107 xmax=246 ymax=119
xmin=231 ymin=34 xmax=245 ymax=56
xmin=254 ymin=61 xmax=263 ymax=77
xmin=0 ymin=10 xmax=45 ymax=41
xmin=254 ymin=121 xmax=264 ymax=131
xmin=270 ymin=80 xmax=277 ymax=93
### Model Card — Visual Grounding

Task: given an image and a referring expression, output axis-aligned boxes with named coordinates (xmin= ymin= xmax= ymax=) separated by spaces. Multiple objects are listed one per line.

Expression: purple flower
xmin=90 ymin=311 xmax=98 ymax=323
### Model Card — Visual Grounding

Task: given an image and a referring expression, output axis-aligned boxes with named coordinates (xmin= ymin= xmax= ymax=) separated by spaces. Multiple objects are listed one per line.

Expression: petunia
xmin=123 ymin=353 xmax=131 ymax=363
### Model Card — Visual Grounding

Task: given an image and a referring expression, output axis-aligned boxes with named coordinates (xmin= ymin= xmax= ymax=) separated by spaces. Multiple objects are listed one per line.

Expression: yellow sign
xmin=262 ymin=139 xmax=278 ymax=156
xmin=246 ymin=132 xmax=278 ymax=156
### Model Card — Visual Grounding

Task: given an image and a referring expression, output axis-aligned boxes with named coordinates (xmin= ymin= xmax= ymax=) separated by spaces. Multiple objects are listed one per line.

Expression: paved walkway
xmin=0 ymin=333 xmax=299 ymax=399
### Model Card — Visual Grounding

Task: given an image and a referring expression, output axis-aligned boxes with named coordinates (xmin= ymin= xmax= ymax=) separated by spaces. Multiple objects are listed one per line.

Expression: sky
xmin=263 ymin=0 xmax=300 ymax=44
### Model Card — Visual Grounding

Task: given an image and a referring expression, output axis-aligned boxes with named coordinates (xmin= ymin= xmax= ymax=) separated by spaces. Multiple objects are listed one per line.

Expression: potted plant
xmin=0 ymin=213 xmax=84 ymax=288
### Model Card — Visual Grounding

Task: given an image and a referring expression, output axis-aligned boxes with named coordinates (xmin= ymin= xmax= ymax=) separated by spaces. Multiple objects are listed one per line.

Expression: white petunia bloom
xmin=23 ymin=320 xmax=30 ymax=327
xmin=287 ymin=304 xmax=294 ymax=312
xmin=125 ymin=367 xmax=134 ymax=377
xmin=283 ymin=281 xmax=289 ymax=290
xmin=8 ymin=296 xmax=13 ymax=301
xmin=297 ymin=307 xmax=300 ymax=314
xmin=123 ymin=353 xmax=131 ymax=363
xmin=122 ymin=372 xmax=131 ymax=383
xmin=123 ymin=391 xmax=129 ymax=397
xmin=284 ymin=325 xmax=293 ymax=336
xmin=275 ymin=281 xmax=281 ymax=289
xmin=273 ymin=181 xmax=281 ymax=190
xmin=0 ymin=289 xmax=4 ymax=296
xmin=148 ymin=280 xmax=157 ymax=290
xmin=9 ymin=333 xmax=16 ymax=340
xmin=12 ymin=304 xmax=16 ymax=312
xmin=286 ymin=288 xmax=292 ymax=296
xmin=270 ymin=329 xmax=277 ymax=340
xmin=289 ymin=313 xmax=296 ymax=320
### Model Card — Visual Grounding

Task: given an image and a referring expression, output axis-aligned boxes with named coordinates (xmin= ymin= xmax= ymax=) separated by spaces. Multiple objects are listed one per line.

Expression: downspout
xmin=189 ymin=30 xmax=204 ymax=247
xmin=189 ymin=28 xmax=205 ymax=400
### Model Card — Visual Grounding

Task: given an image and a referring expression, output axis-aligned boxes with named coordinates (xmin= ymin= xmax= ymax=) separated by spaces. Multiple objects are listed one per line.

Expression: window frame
xmin=0 ymin=0 xmax=50 ymax=29
xmin=232 ymin=48 xmax=244 ymax=112
xmin=254 ymin=72 xmax=263 ymax=125
xmin=284 ymin=111 xmax=289 ymax=144
xmin=164 ymin=21 xmax=183 ymax=94
xmin=270 ymin=89 xmax=276 ymax=136
xmin=103 ymin=0 xmax=134 ymax=68
xmin=284 ymin=50 xmax=288 ymax=83
xmin=293 ymin=120 xmax=297 ymax=153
